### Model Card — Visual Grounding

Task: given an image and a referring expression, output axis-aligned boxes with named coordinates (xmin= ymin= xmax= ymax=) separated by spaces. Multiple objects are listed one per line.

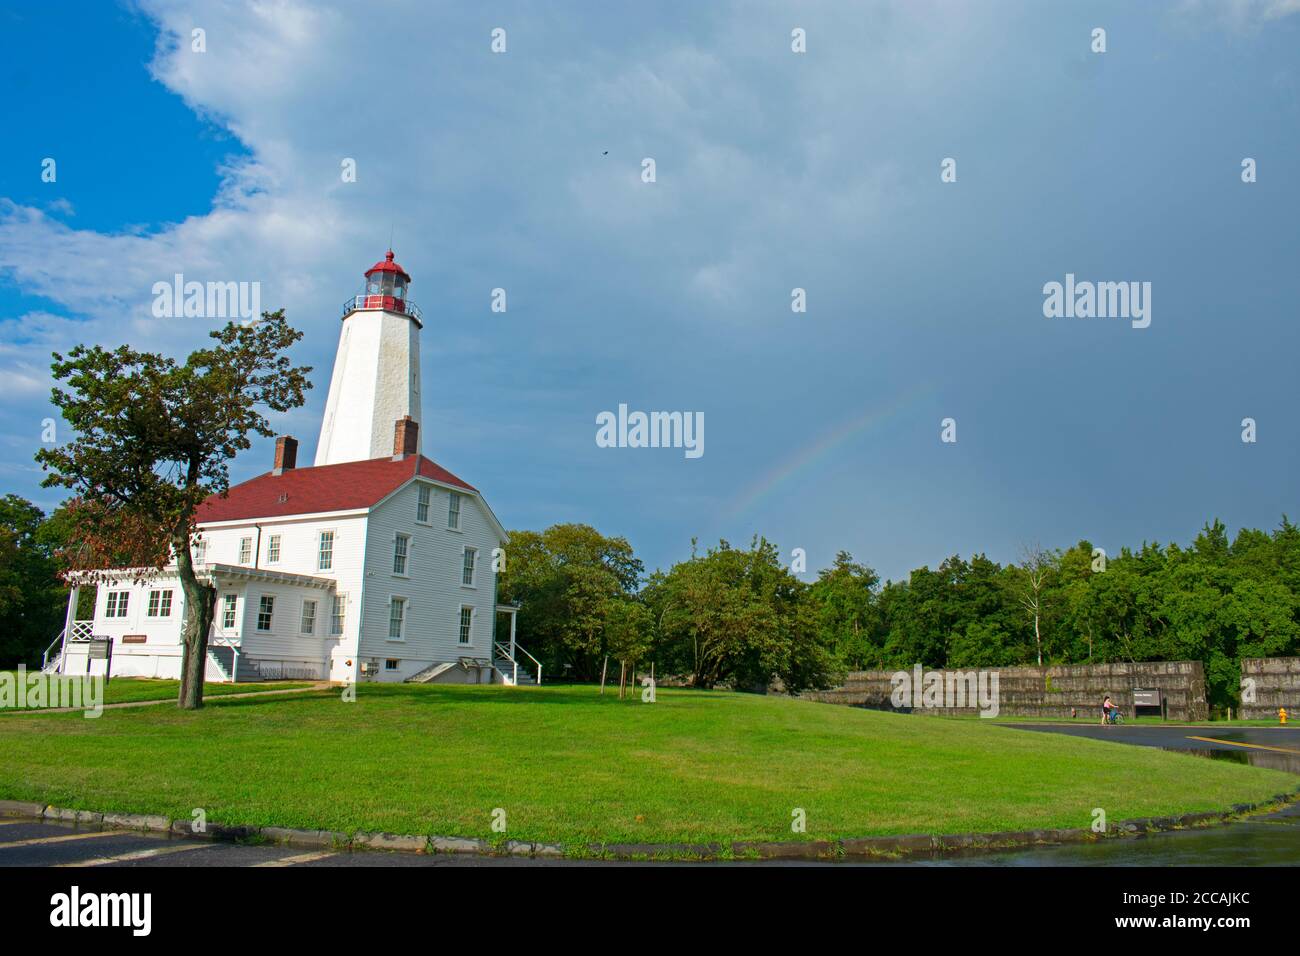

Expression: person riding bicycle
xmin=1101 ymin=695 xmax=1118 ymax=725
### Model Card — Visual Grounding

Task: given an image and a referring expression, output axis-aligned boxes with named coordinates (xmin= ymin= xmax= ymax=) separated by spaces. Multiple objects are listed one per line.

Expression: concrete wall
xmin=1240 ymin=657 xmax=1300 ymax=720
xmin=802 ymin=660 xmax=1208 ymax=721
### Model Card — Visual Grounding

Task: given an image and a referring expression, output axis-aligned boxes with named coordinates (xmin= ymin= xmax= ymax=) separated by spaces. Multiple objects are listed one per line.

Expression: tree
xmin=808 ymin=551 xmax=881 ymax=668
xmin=645 ymin=536 xmax=833 ymax=692
xmin=497 ymin=523 xmax=643 ymax=680
xmin=35 ymin=312 xmax=311 ymax=709
xmin=603 ymin=599 xmax=653 ymax=699
xmin=1014 ymin=543 xmax=1057 ymax=665
xmin=0 ymin=496 xmax=67 ymax=667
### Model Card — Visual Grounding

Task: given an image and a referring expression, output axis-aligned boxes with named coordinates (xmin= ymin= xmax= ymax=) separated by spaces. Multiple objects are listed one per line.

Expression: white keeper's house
xmin=50 ymin=251 xmax=536 ymax=686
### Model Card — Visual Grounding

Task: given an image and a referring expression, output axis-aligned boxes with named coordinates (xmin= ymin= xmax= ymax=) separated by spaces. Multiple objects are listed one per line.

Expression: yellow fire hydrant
xmin=1281 ymin=707 xmax=1288 ymax=725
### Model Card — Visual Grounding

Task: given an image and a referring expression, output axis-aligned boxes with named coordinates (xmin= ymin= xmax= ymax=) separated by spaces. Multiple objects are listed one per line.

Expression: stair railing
xmin=42 ymin=620 xmax=94 ymax=674
xmin=514 ymin=642 xmax=542 ymax=686
xmin=41 ymin=632 xmax=65 ymax=673
xmin=208 ymin=631 xmax=241 ymax=682
xmin=493 ymin=641 xmax=518 ymax=685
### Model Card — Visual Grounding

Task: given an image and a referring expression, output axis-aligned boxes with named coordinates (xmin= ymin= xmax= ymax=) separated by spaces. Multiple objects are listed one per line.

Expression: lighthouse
xmin=315 ymin=250 xmax=423 ymax=465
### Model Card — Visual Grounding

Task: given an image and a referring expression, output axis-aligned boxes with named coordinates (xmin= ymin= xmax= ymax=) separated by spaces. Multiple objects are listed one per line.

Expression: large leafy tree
xmin=497 ymin=523 xmax=643 ymax=680
xmin=0 ymin=496 xmax=67 ymax=667
xmin=807 ymin=551 xmax=881 ymax=668
xmin=35 ymin=312 xmax=311 ymax=709
xmin=646 ymin=536 xmax=833 ymax=692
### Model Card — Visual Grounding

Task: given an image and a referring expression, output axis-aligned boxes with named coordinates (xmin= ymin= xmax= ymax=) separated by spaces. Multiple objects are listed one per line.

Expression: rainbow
xmin=723 ymin=381 xmax=936 ymax=519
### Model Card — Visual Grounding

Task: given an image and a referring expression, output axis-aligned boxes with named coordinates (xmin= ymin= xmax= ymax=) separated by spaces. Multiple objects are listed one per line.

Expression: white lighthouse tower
xmin=315 ymin=250 xmax=423 ymax=465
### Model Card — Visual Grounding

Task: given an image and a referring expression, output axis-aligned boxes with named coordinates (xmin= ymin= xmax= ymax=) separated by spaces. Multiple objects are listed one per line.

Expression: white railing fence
xmin=41 ymin=620 xmax=95 ymax=673
xmin=493 ymin=641 xmax=542 ymax=686
xmin=493 ymin=642 xmax=519 ymax=685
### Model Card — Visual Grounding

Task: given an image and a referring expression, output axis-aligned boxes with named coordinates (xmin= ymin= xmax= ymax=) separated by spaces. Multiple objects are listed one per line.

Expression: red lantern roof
xmin=365 ymin=249 xmax=410 ymax=280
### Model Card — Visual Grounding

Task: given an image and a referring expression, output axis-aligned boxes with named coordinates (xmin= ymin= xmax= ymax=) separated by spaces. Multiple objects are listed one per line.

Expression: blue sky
xmin=1 ymin=0 xmax=1297 ymax=581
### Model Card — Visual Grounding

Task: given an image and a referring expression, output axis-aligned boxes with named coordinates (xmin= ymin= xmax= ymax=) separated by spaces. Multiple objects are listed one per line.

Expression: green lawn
xmin=0 ymin=684 xmax=1292 ymax=847
xmin=0 ymin=673 xmax=312 ymax=710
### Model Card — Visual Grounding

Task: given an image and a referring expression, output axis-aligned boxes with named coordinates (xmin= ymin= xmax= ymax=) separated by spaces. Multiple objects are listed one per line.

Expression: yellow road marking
xmin=252 ymin=850 xmax=335 ymax=867
xmin=0 ymin=830 xmax=122 ymax=849
xmin=0 ymin=819 xmax=30 ymax=826
xmin=1185 ymin=735 xmax=1300 ymax=755
xmin=58 ymin=842 xmax=209 ymax=867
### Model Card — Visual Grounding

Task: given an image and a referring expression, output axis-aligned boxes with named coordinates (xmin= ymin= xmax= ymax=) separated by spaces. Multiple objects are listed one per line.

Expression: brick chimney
xmin=273 ymin=436 xmax=298 ymax=474
xmin=393 ymin=416 xmax=419 ymax=458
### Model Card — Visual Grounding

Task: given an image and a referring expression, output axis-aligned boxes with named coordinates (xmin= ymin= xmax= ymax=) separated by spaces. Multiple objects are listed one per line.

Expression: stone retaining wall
xmin=1240 ymin=657 xmax=1300 ymax=720
xmin=802 ymin=660 xmax=1208 ymax=721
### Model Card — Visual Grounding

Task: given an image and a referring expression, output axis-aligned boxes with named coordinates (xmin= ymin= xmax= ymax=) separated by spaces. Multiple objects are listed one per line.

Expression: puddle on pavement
xmin=1163 ymin=746 xmax=1300 ymax=774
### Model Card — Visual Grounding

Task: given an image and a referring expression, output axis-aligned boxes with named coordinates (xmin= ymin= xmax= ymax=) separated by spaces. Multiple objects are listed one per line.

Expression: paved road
xmin=1001 ymin=723 xmax=1300 ymax=773
xmin=0 ymin=819 xmax=587 ymax=867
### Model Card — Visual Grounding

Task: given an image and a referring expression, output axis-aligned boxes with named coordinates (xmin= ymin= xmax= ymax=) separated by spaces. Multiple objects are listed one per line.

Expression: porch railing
xmin=516 ymin=643 xmax=542 ymax=686
xmin=492 ymin=641 xmax=542 ymax=686
xmin=493 ymin=642 xmax=518 ymax=685
xmin=42 ymin=620 xmax=95 ymax=673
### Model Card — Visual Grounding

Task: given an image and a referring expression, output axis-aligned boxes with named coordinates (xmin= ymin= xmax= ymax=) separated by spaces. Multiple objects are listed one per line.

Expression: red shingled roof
xmin=197 ymin=455 xmax=475 ymax=523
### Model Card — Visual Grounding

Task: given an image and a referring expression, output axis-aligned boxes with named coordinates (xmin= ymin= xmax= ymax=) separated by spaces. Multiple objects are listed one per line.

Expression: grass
xmin=0 ymin=672 xmax=312 ymax=711
xmin=0 ymin=683 xmax=1292 ymax=847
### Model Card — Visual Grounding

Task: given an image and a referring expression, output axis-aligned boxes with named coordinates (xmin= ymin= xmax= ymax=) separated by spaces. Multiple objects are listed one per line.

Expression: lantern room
xmin=341 ymin=249 xmax=423 ymax=327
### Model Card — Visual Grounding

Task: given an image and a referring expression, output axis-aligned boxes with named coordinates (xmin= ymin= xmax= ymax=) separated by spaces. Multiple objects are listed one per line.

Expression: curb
xmin=1 ymin=789 xmax=1295 ymax=862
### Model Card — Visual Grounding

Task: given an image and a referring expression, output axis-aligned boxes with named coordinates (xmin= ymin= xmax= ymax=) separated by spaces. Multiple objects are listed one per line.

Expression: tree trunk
xmin=175 ymin=533 xmax=216 ymax=710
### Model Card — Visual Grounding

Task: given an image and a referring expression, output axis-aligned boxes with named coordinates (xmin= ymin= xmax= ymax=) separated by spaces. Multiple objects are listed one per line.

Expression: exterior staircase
xmin=493 ymin=642 xmax=539 ymax=686
xmin=207 ymin=644 xmax=265 ymax=682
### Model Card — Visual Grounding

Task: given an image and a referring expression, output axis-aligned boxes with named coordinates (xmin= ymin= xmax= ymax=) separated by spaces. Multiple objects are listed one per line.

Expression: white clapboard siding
xmin=199 ymin=514 xmax=369 ymax=661
xmin=358 ymin=478 xmax=504 ymax=681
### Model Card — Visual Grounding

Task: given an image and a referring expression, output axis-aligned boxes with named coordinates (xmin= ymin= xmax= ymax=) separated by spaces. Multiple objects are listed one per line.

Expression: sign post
xmin=87 ymin=637 xmax=113 ymax=686
xmin=1132 ymin=688 xmax=1162 ymax=719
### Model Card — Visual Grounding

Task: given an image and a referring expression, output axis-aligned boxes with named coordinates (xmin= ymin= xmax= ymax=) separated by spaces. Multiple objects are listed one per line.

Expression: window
xmin=193 ymin=538 xmax=207 ymax=564
xmin=221 ymin=594 xmax=238 ymax=630
xmin=385 ymin=659 xmax=400 ymax=671
xmin=458 ymin=606 xmax=473 ymax=645
xmin=301 ymin=599 xmax=317 ymax=635
xmin=393 ymin=533 xmax=410 ymax=575
xmin=105 ymin=590 xmax=130 ymax=618
xmin=267 ymin=534 xmax=281 ymax=564
xmin=461 ymin=546 xmax=477 ymax=587
xmin=416 ymin=485 xmax=430 ymax=523
xmin=447 ymin=491 xmax=461 ymax=530
xmin=257 ymin=595 xmax=275 ymax=632
xmin=147 ymin=589 xmax=173 ymax=617
xmin=318 ymin=531 xmax=335 ymax=571
xmin=239 ymin=537 xmax=252 ymax=564
xmin=330 ymin=595 xmax=346 ymax=636
xmin=388 ymin=597 xmax=407 ymax=641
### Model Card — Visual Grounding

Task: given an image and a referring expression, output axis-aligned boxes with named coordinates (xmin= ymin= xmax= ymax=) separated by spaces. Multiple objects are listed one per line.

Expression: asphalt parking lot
xmin=1003 ymin=722 xmax=1300 ymax=767
xmin=0 ymin=819 xmax=583 ymax=867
